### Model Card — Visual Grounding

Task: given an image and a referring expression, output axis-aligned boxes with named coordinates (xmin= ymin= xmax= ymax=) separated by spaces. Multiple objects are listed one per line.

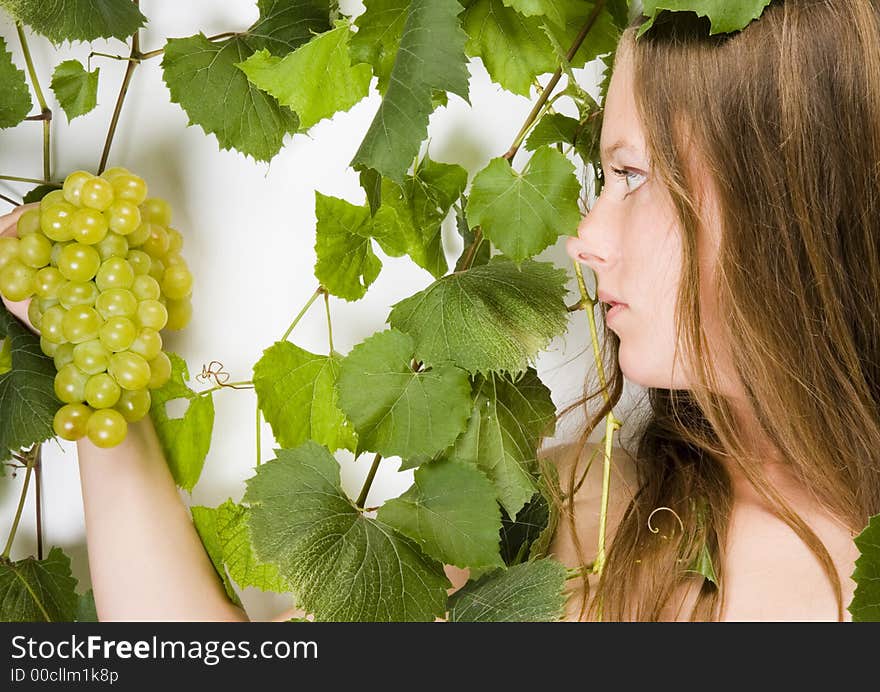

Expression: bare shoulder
xmin=539 ymin=440 xmax=639 ymax=621
xmin=718 ymin=498 xmax=860 ymax=621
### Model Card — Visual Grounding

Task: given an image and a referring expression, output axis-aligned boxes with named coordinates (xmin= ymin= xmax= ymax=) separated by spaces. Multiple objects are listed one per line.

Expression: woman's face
xmin=566 ymin=44 xmax=725 ymax=393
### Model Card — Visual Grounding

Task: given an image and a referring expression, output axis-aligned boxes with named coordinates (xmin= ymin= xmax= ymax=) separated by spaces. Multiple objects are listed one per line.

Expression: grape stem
xmin=355 ymin=453 xmax=383 ymax=510
xmin=281 ymin=285 xmax=324 ymax=341
xmin=323 ymin=290 xmax=334 ymax=353
xmin=34 ymin=449 xmax=43 ymax=560
xmin=256 ymin=405 xmax=262 ymax=468
xmin=0 ymin=193 xmax=21 ymax=207
xmin=15 ymin=23 xmax=51 ymax=182
xmin=98 ymin=0 xmax=142 ymax=175
xmin=0 ymin=174 xmax=59 ymax=186
xmin=1 ymin=443 xmax=40 ymax=560
xmin=197 ymin=380 xmax=253 ymax=396
xmin=458 ymin=3 xmax=606 ymax=272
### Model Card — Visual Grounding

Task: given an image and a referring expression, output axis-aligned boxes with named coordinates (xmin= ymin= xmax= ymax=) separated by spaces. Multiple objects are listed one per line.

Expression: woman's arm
xmin=76 ymin=417 xmax=250 ymax=621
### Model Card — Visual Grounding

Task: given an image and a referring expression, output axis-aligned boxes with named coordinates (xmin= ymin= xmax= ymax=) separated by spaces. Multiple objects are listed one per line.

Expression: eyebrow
xmin=600 ymin=139 xmax=640 ymax=160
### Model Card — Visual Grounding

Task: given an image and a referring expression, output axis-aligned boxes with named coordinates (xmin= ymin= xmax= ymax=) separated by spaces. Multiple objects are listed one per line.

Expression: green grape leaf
xmin=313 ymin=192 xmax=385 ymax=301
xmin=606 ymin=0 xmax=631 ymax=31
xmin=243 ymin=442 xmax=452 ymax=621
xmin=253 ymin=339 xmax=357 ymax=453
xmin=500 ymin=489 xmax=550 ymax=565
xmin=369 ymin=155 xmax=468 ymax=280
xmin=452 ymin=368 xmax=557 ymax=519
xmin=0 ymin=546 xmax=78 ymax=622
xmin=0 ymin=0 xmax=147 ymax=43
xmin=350 ymin=0 xmax=470 ymax=184
xmin=638 ymin=0 xmax=774 ymax=38
xmin=336 ymin=329 xmax=472 ymax=459
xmin=0 ymin=35 xmax=32 ymax=128
xmin=524 ymin=112 xmax=599 ymax=163
xmin=0 ymin=302 xmax=60 ymax=461
xmin=849 ymin=513 xmax=880 ymax=621
xmin=461 ymin=0 xmax=619 ymax=98
xmin=501 ymin=0 xmax=566 ymax=27
xmin=349 ymin=0 xmax=410 ymax=96
xmin=387 ymin=257 xmax=569 ymax=376
xmin=148 ymin=351 xmax=214 ymax=493
xmin=215 ymin=500 xmax=290 ymax=593
xmin=377 ymin=457 xmax=505 ymax=570
xmin=161 ymin=1 xmax=333 ymax=162
xmin=0 ymin=337 xmax=11 ymax=375
xmin=22 ymin=184 xmax=59 ymax=204
xmin=190 ymin=505 xmax=244 ymax=607
xmin=75 ymin=588 xmax=98 ymax=622
xmin=466 ymin=146 xmax=582 ymax=262
xmin=236 ymin=21 xmax=372 ymax=132
xmin=447 ymin=557 xmax=567 ymax=621
xmin=50 ymin=59 xmax=99 ymax=121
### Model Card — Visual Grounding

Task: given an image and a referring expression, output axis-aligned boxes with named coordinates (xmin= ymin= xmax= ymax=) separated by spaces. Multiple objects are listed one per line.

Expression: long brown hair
xmin=550 ymin=0 xmax=880 ymax=621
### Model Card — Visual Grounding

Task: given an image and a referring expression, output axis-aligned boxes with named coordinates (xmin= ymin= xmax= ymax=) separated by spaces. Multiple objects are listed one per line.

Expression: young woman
xmin=1 ymin=0 xmax=876 ymax=622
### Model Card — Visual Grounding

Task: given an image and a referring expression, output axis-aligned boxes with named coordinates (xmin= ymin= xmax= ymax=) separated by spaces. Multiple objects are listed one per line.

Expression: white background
xmin=0 ymin=0 xmax=644 ymax=620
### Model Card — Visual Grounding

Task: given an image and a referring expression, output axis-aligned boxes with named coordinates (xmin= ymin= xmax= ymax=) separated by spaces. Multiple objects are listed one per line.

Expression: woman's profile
xmin=1 ymin=0 xmax=877 ymax=622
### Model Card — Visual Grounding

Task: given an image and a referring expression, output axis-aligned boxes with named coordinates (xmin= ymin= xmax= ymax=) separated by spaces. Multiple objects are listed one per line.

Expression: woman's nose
xmin=566 ymin=211 xmax=612 ymax=272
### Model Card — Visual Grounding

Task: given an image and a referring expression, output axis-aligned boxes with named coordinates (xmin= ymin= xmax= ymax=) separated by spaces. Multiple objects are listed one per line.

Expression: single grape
xmin=16 ymin=208 xmax=42 ymax=236
xmin=53 ymin=402 xmax=92 ymax=441
xmin=166 ymin=227 xmax=183 ymax=253
xmin=139 ymin=198 xmax=171 ymax=226
xmin=131 ymin=274 xmax=160 ymax=302
xmin=111 ymin=174 xmax=147 ymax=205
xmin=40 ymin=202 xmax=76 ymax=242
xmin=40 ymin=190 xmax=66 ymax=208
xmin=147 ymin=351 xmax=172 ymax=389
xmin=95 ymin=257 xmax=135 ymax=291
xmin=62 ymin=305 xmax=103 ymax=344
xmin=95 ymin=287 xmax=137 ymax=320
xmin=129 ymin=327 xmax=162 ymax=361
xmin=140 ymin=223 xmax=170 ymax=258
xmin=0 ymin=260 xmax=36 ymax=301
xmin=95 ymin=232 xmax=129 ymax=261
xmin=70 ymin=207 xmax=110 ymax=245
xmin=106 ymin=200 xmax=141 ymax=235
xmin=17 ymin=233 xmax=53 ymax=268
xmin=73 ymin=339 xmax=110 ymax=374
xmin=99 ymin=316 xmax=137 ymax=352
xmin=159 ymin=264 xmax=193 ymax=300
xmin=26 ymin=300 xmax=43 ymax=331
xmin=80 ymin=178 xmax=114 ymax=211
xmin=58 ymin=280 xmax=99 ymax=309
xmin=54 ymin=363 xmax=90 ymax=404
xmin=62 ymin=170 xmax=96 ymax=206
xmin=40 ymin=305 xmax=68 ymax=344
xmin=58 ymin=243 xmax=101 ymax=282
xmin=162 ymin=252 xmax=187 ymax=268
xmin=164 ymin=297 xmax=192 ymax=330
xmin=115 ymin=387 xmax=151 ymax=422
xmin=99 ymin=167 xmax=130 ymax=182
xmin=85 ymin=372 xmax=122 ymax=409
xmin=108 ymin=351 xmax=151 ymax=390
xmin=40 ymin=335 xmax=60 ymax=357
xmin=126 ymin=222 xmax=151 ymax=247
xmin=53 ymin=342 xmax=75 ymax=371
xmin=136 ymin=299 xmax=168 ymax=331
xmin=34 ymin=267 xmax=66 ymax=299
xmin=86 ymin=408 xmax=128 ymax=448
xmin=147 ymin=257 xmax=165 ymax=283
xmin=126 ymin=250 xmax=151 ymax=276
xmin=0 ymin=237 xmax=20 ymax=270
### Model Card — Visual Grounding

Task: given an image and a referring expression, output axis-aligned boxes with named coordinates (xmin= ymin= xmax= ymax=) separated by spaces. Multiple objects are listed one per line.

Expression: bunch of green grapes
xmin=0 ymin=167 xmax=193 ymax=448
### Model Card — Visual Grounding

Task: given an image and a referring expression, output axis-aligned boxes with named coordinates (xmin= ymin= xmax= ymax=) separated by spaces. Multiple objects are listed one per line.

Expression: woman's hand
xmin=0 ymin=202 xmax=41 ymax=334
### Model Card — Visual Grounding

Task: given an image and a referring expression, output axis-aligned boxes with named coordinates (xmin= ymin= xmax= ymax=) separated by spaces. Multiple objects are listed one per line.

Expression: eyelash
xmin=599 ymin=166 xmax=644 ymax=193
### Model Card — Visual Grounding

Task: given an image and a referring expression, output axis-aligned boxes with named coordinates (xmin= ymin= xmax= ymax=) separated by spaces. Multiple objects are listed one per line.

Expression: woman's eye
xmin=610 ymin=166 xmax=645 ymax=193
